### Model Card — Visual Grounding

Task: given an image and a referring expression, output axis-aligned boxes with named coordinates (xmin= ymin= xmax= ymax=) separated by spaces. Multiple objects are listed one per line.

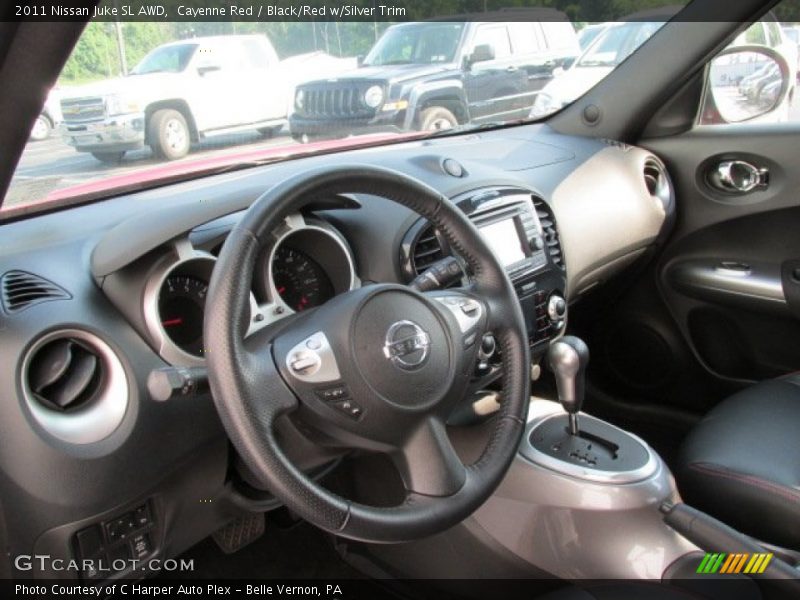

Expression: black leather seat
xmin=676 ymin=374 xmax=800 ymax=550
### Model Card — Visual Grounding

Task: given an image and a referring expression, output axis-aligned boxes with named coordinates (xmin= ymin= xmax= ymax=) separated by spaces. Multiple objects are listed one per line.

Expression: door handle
xmin=506 ymin=66 xmax=518 ymax=73
xmin=708 ymin=160 xmax=769 ymax=193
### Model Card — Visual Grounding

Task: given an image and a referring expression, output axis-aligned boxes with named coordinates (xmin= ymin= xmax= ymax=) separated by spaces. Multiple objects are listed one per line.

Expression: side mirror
xmin=466 ymin=44 xmax=495 ymax=68
xmin=197 ymin=63 xmax=222 ymax=76
xmin=703 ymin=45 xmax=792 ymax=124
xmin=357 ymin=55 xmax=365 ymax=67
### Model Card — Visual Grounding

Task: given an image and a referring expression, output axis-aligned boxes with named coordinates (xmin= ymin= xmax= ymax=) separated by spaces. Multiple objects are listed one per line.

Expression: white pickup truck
xmin=59 ymin=35 xmax=354 ymax=163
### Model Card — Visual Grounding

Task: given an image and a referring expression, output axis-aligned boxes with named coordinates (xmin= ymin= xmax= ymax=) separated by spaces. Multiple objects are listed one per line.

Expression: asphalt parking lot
xmin=6 ymin=127 xmax=296 ymax=207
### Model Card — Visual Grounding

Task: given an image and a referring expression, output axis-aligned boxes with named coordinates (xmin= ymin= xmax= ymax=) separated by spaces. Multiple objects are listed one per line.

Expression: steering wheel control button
xmin=460 ymin=299 xmax=480 ymax=316
xmin=333 ymin=398 xmax=363 ymax=419
xmin=383 ymin=320 xmax=431 ymax=371
xmin=285 ymin=332 xmax=341 ymax=383
xmin=289 ymin=353 xmax=320 ymax=374
xmin=315 ymin=384 xmax=350 ymax=402
xmin=434 ymin=295 xmax=483 ymax=333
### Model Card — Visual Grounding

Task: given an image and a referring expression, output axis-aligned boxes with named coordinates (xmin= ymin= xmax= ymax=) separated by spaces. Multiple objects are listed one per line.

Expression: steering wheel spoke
xmin=393 ymin=416 xmax=466 ymax=497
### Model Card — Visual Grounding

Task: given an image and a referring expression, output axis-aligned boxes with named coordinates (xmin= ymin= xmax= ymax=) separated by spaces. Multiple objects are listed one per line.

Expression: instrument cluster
xmin=147 ymin=215 xmax=358 ymax=366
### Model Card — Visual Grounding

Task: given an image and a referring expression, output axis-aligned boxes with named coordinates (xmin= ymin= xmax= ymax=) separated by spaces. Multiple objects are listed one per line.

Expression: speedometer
xmin=158 ymin=275 xmax=207 ymax=357
xmin=272 ymin=246 xmax=334 ymax=312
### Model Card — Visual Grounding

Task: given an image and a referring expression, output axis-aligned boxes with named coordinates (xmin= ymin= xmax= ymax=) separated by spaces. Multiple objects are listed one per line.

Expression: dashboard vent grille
xmin=643 ymin=158 xmax=665 ymax=196
xmin=643 ymin=157 xmax=671 ymax=210
xmin=26 ymin=337 xmax=105 ymax=412
xmin=1 ymin=270 xmax=71 ymax=314
xmin=411 ymin=224 xmax=446 ymax=275
xmin=533 ymin=197 xmax=565 ymax=270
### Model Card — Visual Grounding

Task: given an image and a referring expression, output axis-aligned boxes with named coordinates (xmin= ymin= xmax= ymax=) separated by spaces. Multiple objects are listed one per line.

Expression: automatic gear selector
xmin=521 ymin=336 xmax=657 ymax=482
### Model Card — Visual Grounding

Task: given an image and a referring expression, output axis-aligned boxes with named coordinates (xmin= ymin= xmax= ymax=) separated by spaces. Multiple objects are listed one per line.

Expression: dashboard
xmin=0 ymin=123 xmax=673 ymax=581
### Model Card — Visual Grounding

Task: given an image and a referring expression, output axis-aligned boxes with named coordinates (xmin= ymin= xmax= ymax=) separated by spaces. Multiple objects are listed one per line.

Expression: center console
xmin=402 ymin=186 xmax=568 ymax=352
xmin=466 ymin=334 xmax=695 ymax=580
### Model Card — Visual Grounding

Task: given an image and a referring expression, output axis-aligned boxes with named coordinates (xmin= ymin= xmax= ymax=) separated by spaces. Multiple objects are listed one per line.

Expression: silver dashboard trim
xmin=142 ymin=249 xmax=259 ymax=367
xmin=249 ymin=214 xmax=360 ymax=336
xmin=20 ymin=329 xmax=129 ymax=445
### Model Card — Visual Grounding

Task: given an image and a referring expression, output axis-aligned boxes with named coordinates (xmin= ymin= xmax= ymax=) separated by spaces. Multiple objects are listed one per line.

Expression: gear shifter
xmin=547 ymin=336 xmax=589 ymax=435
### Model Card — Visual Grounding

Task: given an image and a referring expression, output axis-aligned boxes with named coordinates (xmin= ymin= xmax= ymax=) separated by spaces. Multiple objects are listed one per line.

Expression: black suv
xmin=289 ymin=18 xmax=579 ymax=141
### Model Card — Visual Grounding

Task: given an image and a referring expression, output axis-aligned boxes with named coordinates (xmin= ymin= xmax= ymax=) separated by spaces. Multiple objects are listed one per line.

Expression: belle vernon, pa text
xmin=33 ymin=4 xmax=408 ymax=18
xmin=16 ymin=584 xmax=345 ymax=597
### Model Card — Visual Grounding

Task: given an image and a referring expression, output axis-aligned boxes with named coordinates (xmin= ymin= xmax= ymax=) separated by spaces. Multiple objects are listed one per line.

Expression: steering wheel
xmin=205 ymin=165 xmax=530 ymax=543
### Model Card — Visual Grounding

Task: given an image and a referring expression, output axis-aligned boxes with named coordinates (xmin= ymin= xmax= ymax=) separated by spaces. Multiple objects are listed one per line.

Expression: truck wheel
xmin=29 ymin=115 xmax=52 ymax=141
xmin=91 ymin=151 xmax=125 ymax=164
xmin=148 ymin=109 xmax=190 ymax=160
xmin=419 ymin=107 xmax=458 ymax=131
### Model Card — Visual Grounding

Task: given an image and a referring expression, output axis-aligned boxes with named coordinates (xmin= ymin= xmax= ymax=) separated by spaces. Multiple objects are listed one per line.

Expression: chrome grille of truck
xmin=61 ymin=97 xmax=105 ymax=123
xmin=302 ymin=86 xmax=375 ymax=118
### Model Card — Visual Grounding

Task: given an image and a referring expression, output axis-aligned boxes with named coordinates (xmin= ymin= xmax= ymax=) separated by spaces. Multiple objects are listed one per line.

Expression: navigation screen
xmin=479 ymin=219 xmax=526 ymax=267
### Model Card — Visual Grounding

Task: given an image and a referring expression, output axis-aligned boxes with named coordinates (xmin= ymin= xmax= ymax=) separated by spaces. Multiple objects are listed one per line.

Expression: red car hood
xmin=17 ymin=132 xmax=421 ymax=213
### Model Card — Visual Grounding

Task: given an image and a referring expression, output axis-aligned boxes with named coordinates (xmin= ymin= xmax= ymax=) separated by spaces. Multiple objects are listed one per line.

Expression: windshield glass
xmin=130 ymin=43 xmax=197 ymax=75
xmin=364 ymin=23 xmax=465 ymax=66
xmin=4 ymin=7 xmax=698 ymax=218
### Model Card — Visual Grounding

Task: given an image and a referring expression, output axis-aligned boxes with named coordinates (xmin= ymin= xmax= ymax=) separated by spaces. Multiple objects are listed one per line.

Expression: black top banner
xmin=6 ymin=0 xmax=794 ymax=24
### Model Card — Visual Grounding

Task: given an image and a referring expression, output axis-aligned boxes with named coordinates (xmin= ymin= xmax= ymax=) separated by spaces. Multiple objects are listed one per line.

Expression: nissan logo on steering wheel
xmin=383 ymin=320 xmax=430 ymax=370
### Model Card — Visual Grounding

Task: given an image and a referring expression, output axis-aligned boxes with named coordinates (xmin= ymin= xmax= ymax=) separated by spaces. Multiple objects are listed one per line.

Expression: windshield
xmin=363 ymin=23 xmax=465 ymax=66
xmin=577 ymin=22 xmax=665 ymax=67
xmin=130 ymin=43 xmax=197 ymax=75
xmin=4 ymin=8 xmax=696 ymax=218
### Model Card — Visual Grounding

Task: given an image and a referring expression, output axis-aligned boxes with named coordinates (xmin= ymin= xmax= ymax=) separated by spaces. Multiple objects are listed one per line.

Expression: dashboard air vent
xmin=533 ymin=197 xmax=565 ymax=271
xmin=411 ymin=224 xmax=446 ymax=275
xmin=643 ymin=157 xmax=671 ymax=209
xmin=1 ymin=270 xmax=70 ymax=314
xmin=26 ymin=337 xmax=105 ymax=412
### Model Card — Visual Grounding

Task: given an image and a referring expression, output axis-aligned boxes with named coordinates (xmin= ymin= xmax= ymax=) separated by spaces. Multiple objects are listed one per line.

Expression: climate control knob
xmin=547 ymin=294 xmax=567 ymax=323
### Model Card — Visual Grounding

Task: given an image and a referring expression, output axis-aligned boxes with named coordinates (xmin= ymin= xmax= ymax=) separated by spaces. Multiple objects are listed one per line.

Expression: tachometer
xmin=272 ymin=246 xmax=334 ymax=312
xmin=158 ymin=275 xmax=207 ymax=357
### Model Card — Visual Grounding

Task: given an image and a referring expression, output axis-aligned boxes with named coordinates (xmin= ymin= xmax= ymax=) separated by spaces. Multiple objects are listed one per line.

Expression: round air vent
xmin=22 ymin=329 xmax=128 ymax=444
xmin=643 ymin=157 xmax=672 ymax=210
xmin=28 ymin=337 xmax=103 ymax=411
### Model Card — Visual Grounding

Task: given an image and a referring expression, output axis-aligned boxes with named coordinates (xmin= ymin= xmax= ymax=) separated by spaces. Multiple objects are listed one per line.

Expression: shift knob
xmin=547 ymin=336 xmax=589 ymax=435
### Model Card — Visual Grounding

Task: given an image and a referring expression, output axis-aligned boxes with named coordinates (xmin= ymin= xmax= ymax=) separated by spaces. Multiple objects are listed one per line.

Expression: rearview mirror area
xmin=702 ymin=46 xmax=792 ymax=124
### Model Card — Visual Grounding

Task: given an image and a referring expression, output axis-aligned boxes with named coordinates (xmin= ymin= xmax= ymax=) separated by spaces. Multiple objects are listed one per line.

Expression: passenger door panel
xmin=643 ymin=125 xmax=800 ymax=386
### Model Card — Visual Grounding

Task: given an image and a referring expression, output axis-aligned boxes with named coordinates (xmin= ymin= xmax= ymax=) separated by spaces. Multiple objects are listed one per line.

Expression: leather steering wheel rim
xmin=205 ymin=164 xmax=530 ymax=543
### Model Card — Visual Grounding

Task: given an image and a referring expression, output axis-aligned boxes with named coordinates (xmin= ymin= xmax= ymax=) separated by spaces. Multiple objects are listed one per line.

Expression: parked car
xmin=781 ymin=24 xmax=800 ymax=79
xmin=289 ymin=14 xmax=579 ymax=141
xmin=532 ymin=12 xmax=796 ymax=119
xmin=740 ymin=62 xmax=781 ymax=101
xmin=577 ymin=23 xmax=607 ymax=51
xmin=29 ymin=88 xmax=62 ymax=141
xmin=58 ymin=35 xmax=354 ymax=163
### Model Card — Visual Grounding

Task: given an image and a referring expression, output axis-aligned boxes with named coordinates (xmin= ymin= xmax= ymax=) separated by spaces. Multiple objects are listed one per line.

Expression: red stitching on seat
xmin=689 ymin=463 xmax=800 ymax=504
